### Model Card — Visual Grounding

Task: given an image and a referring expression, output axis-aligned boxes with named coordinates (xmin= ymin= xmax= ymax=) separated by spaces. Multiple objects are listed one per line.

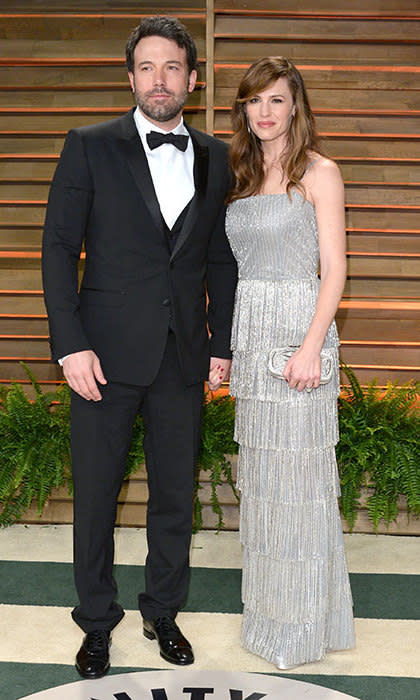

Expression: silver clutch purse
xmin=268 ymin=346 xmax=334 ymax=388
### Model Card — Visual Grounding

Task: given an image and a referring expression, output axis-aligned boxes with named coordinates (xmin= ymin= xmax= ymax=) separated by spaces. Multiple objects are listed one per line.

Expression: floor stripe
xmin=1 ymin=561 xmax=419 ymax=620
xmin=0 ymin=606 xmax=419 ymax=679
xmin=1 ymin=526 xmax=419 ymax=574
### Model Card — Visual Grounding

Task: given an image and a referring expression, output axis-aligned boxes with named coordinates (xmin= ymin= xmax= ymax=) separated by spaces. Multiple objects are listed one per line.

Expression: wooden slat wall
xmin=0 ymin=0 xmax=419 ymax=393
xmin=0 ymin=0 xmax=418 ymax=531
xmin=0 ymin=1 xmax=207 ymax=393
xmin=213 ymin=0 xmax=420 ymax=386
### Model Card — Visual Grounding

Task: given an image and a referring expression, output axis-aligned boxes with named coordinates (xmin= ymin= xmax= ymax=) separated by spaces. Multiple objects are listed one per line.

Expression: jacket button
xmin=162 ymin=298 xmax=170 ymax=306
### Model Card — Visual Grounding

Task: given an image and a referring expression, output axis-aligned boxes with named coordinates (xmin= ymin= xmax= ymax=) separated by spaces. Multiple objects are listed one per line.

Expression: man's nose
xmin=154 ymin=69 xmax=165 ymax=86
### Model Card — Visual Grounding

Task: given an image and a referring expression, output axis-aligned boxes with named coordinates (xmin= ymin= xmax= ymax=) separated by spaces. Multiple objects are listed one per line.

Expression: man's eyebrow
xmin=137 ymin=59 xmax=183 ymax=66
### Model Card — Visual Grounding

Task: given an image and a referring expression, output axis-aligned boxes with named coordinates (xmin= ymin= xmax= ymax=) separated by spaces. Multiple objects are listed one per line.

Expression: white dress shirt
xmin=58 ymin=108 xmax=195 ymax=366
xmin=133 ymin=107 xmax=195 ymax=229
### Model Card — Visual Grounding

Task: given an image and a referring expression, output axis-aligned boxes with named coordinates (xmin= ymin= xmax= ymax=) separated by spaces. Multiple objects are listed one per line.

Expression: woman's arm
xmin=283 ymin=157 xmax=347 ymax=391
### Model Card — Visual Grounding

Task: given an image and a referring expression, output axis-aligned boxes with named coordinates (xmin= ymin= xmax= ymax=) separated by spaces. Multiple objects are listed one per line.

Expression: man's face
xmin=128 ymin=35 xmax=197 ymax=129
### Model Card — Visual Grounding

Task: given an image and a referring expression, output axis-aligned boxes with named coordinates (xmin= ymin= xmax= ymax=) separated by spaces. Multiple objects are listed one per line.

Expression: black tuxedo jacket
xmin=42 ymin=109 xmax=237 ymax=386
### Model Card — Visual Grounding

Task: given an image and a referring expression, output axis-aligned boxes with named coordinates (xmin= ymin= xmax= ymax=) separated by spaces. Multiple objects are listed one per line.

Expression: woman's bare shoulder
xmin=309 ymin=153 xmax=343 ymax=188
xmin=307 ymin=152 xmax=340 ymax=176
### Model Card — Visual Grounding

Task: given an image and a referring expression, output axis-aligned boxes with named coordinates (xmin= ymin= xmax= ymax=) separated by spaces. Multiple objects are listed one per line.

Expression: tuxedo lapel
xmin=170 ymin=128 xmax=209 ymax=261
xmin=117 ymin=111 xmax=210 ymax=258
xmin=118 ymin=110 xmax=166 ymax=240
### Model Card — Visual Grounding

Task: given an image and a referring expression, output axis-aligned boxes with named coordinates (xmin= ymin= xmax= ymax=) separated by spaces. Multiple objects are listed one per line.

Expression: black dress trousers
xmin=70 ymin=330 xmax=203 ymax=632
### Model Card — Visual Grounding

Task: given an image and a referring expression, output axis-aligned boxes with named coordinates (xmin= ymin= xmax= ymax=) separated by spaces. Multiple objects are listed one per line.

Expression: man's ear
xmin=128 ymin=72 xmax=135 ymax=93
xmin=188 ymin=69 xmax=197 ymax=93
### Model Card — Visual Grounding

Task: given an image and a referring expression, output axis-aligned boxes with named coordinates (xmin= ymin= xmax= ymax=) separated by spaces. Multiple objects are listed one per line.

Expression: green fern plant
xmin=1 ymin=364 xmax=418 ymax=533
xmin=0 ymin=368 xmax=238 ymax=530
xmin=194 ymin=393 xmax=239 ymax=531
xmin=124 ymin=414 xmax=145 ymax=477
xmin=337 ymin=365 xmax=420 ymax=531
xmin=0 ymin=364 xmax=72 ymax=526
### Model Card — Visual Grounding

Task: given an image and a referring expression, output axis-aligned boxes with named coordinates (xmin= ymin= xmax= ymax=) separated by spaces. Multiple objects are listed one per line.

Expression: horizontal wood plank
xmin=215 ymin=41 xmax=419 ymax=64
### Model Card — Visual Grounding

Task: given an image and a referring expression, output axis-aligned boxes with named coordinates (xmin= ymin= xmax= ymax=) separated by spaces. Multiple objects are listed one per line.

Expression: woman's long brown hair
xmin=227 ymin=57 xmax=321 ymax=204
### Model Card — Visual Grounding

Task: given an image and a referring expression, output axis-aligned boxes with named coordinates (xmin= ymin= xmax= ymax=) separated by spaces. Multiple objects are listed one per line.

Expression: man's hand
xmin=208 ymin=357 xmax=231 ymax=392
xmin=62 ymin=350 xmax=107 ymax=401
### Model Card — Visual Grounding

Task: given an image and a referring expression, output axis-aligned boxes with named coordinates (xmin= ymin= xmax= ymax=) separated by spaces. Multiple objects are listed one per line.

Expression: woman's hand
xmin=208 ymin=357 xmax=231 ymax=391
xmin=282 ymin=346 xmax=321 ymax=392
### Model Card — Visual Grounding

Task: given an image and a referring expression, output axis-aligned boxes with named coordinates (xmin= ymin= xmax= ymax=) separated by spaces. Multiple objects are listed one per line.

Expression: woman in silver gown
xmin=226 ymin=57 xmax=355 ymax=668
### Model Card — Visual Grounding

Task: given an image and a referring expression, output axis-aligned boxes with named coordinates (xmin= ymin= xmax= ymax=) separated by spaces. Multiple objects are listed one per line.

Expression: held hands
xmin=282 ymin=346 xmax=321 ymax=392
xmin=63 ymin=352 xmax=230 ymax=397
xmin=62 ymin=350 xmax=107 ymax=401
xmin=208 ymin=357 xmax=231 ymax=392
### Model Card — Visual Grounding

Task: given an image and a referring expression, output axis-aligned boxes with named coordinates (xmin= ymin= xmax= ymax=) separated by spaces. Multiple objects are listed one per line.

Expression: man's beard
xmin=134 ymin=86 xmax=189 ymax=123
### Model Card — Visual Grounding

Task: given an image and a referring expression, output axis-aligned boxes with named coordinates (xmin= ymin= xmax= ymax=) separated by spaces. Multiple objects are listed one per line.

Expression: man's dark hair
xmin=125 ymin=16 xmax=198 ymax=75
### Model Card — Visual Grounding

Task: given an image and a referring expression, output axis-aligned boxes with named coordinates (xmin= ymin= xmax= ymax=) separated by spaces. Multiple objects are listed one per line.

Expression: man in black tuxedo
xmin=42 ymin=16 xmax=237 ymax=679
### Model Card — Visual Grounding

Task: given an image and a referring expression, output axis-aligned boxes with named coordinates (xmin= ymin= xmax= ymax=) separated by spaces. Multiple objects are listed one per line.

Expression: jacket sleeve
xmin=42 ymin=129 xmax=94 ymax=362
xmin=206 ymin=199 xmax=238 ymax=359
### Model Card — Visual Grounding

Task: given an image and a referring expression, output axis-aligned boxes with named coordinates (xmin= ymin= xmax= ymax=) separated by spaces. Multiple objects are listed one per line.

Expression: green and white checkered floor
xmin=0 ymin=526 xmax=419 ymax=700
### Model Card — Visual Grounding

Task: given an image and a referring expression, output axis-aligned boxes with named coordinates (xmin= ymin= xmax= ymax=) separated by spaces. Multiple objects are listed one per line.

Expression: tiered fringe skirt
xmin=230 ymin=280 xmax=355 ymax=669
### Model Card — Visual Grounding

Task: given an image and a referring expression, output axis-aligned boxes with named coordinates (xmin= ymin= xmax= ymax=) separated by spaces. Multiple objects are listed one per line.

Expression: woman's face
xmin=245 ymin=76 xmax=295 ymax=144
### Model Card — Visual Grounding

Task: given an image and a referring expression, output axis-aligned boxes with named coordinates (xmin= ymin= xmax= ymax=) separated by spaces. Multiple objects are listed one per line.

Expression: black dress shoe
xmin=143 ymin=616 xmax=194 ymax=665
xmin=75 ymin=629 xmax=111 ymax=679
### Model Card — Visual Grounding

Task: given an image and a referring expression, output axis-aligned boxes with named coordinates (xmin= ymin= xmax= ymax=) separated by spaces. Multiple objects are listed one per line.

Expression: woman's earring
xmin=245 ymin=115 xmax=251 ymax=134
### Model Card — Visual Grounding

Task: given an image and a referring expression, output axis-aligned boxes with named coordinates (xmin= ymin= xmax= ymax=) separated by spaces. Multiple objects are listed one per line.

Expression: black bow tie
xmin=146 ymin=131 xmax=189 ymax=152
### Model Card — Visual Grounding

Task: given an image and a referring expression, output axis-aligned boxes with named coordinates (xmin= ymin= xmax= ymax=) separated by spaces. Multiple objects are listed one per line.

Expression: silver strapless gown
xmin=226 ymin=191 xmax=355 ymax=668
